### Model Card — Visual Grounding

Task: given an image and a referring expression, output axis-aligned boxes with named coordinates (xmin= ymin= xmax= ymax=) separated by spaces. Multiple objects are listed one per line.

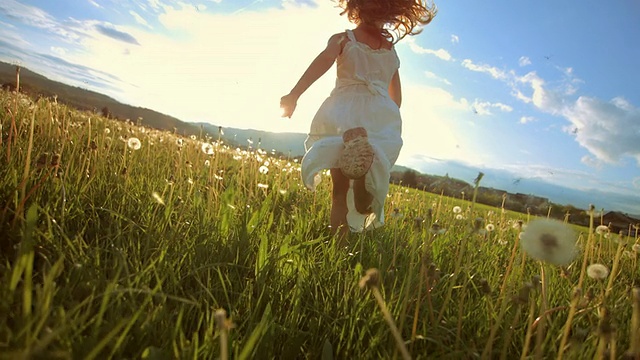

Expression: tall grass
xmin=1 ymin=87 xmax=639 ymax=359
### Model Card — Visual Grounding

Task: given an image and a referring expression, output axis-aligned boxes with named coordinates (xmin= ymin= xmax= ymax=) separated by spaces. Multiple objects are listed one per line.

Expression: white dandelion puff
xmin=204 ymin=160 xmax=211 ymax=167
xmin=486 ymin=224 xmax=495 ymax=232
xmin=455 ymin=214 xmax=464 ymax=220
xmin=278 ymin=189 xmax=287 ymax=195
xmin=152 ymin=192 xmax=165 ymax=205
xmin=586 ymin=263 xmax=609 ymax=280
xmin=257 ymin=183 xmax=269 ymax=189
xmin=519 ymin=219 xmax=577 ymax=266
xmin=259 ymin=165 xmax=269 ymax=174
xmin=190 ymin=135 xmax=197 ymax=140
xmin=176 ymin=138 xmax=184 ymax=147
xmin=453 ymin=206 xmax=462 ymax=214
xmin=595 ymin=225 xmax=609 ymax=235
xmin=104 ymin=128 xmax=111 ymax=134
xmin=201 ymin=142 xmax=215 ymax=155
xmin=127 ymin=137 xmax=141 ymax=150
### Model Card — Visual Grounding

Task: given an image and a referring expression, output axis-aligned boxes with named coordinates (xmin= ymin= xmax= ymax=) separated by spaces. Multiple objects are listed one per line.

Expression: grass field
xmin=1 ymin=87 xmax=639 ymax=359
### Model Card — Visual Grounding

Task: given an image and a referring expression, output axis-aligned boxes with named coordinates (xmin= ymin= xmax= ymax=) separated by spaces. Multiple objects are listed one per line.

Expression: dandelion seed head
xmin=201 ymin=142 xmax=215 ymax=155
xmin=453 ymin=206 xmax=462 ymax=214
xmin=586 ymin=263 xmax=609 ymax=280
xmin=152 ymin=192 xmax=165 ymax=205
xmin=278 ymin=189 xmax=287 ymax=195
xmin=104 ymin=128 xmax=111 ymax=134
xmin=259 ymin=165 xmax=269 ymax=174
xmin=176 ymin=138 xmax=184 ymax=147
xmin=359 ymin=268 xmax=380 ymax=289
xmin=127 ymin=137 xmax=141 ymax=150
xmin=520 ymin=219 xmax=577 ymax=266
xmin=486 ymin=223 xmax=495 ymax=232
xmin=595 ymin=225 xmax=609 ymax=235
xmin=455 ymin=214 xmax=464 ymax=220
xmin=190 ymin=135 xmax=197 ymax=140
xmin=257 ymin=183 xmax=269 ymax=189
xmin=204 ymin=160 xmax=210 ymax=167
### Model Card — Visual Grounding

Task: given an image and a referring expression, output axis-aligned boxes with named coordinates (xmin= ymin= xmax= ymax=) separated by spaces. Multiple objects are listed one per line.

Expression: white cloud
xmin=461 ymin=55 xmax=640 ymax=167
xmin=129 ymin=10 xmax=152 ymax=29
xmin=450 ymin=34 xmax=459 ymax=44
xmin=472 ymin=100 xmax=513 ymax=116
xmin=633 ymin=177 xmax=640 ymax=189
xmin=50 ymin=46 xmax=66 ymax=56
xmin=406 ymin=38 xmax=452 ymax=61
xmin=461 ymin=59 xmax=508 ymax=80
xmin=88 ymin=0 xmax=103 ymax=8
xmin=518 ymin=56 xmax=531 ymax=67
xmin=563 ymin=96 xmax=640 ymax=165
xmin=519 ymin=116 xmax=535 ymax=124
xmin=424 ymin=71 xmax=451 ymax=85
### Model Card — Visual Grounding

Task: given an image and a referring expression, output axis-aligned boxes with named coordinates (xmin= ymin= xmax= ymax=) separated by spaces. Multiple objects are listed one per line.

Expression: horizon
xmin=1 ymin=0 xmax=639 ymax=213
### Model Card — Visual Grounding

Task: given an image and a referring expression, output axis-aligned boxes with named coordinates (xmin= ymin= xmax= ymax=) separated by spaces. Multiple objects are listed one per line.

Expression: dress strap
xmin=345 ymin=29 xmax=356 ymax=42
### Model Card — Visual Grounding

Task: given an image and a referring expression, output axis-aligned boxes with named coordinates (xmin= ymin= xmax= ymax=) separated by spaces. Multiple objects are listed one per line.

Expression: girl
xmin=280 ymin=0 xmax=436 ymax=237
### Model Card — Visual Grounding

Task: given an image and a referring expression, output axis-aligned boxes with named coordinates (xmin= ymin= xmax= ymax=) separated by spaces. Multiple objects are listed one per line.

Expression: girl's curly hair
xmin=338 ymin=0 xmax=437 ymax=43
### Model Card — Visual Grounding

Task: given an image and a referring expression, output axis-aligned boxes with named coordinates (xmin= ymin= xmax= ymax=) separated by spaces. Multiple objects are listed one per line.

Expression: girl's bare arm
xmin=280 ymin=33 xmax=345 ymax=118
xmin=388 ymin=70 xmax=402 ymax=108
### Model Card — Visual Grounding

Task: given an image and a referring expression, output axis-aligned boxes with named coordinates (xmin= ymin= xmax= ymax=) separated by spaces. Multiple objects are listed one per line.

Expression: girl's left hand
xmin=280 ymin=93 xmax=298 ymax=118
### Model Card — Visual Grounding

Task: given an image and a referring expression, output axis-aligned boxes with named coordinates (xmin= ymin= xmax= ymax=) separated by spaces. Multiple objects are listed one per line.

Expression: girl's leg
xmin=330 ymin=168 xmax=350 ymax=239
xmin=353 ymin=176 xmax=373 ymax=215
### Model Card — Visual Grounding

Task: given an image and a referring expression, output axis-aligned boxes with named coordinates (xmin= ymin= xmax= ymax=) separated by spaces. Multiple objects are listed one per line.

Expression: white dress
xmin=301 ymin=29 xmax=403 ymax=232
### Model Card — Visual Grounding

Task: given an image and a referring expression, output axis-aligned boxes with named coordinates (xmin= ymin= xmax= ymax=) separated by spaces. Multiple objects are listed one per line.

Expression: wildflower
xmin=204 ymin=160 xmax=210 ymax=167
xmin=586 ymin=263 xmax=609 ymax=280
xmin=513 ymin=220 xmax=524 ymax=230
xmin=152 ymin=192 xmax=165 ymax=205
xmin=259 ymin=165 xmax=269 ymax=174
xmin=429 ymin=222 xmax=446 ymax=235
xmin=278 ymin=189 xmax=287 ymax=195
xmin=632 ymin=243 xmax=640 ymax=253
xmin=201 ymin=142 xmax=215 ymax=155
xmin=455 ymin=214 xmax=464 ymax=220
xmin=176 ymin=138 xmax=184 ymax=147
xmin=390 ymin=208 xmax=403 ymax=219
xmin=36 ymin=153 xmax=49 ymax=168
xmin=595 ymin=225 xmax=609 ymax=235
xmin=257 ymin=183 xmax=269 ymax=189
xmin=127 ymin=137 xmax=141 ymax=150
xmin=359 ymin=268 xmax=380 ymax=289
xmin=453 ymin=206 xmax=462 ymax=214
xmin=190 ymin=135 xmax=197 ymax=140
xmin=486 ymin=224 xmax=495 ymax=232
xmin=104 ymin=128 xmax=111 ymax=134
xmin=520 ymin=219 xmax=577 ymax=266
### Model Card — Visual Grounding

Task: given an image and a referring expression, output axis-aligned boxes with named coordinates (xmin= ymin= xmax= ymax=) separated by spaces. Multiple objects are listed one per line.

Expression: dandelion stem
xmin=371 ymin=286 xmax=412 ymax=360
xmin=556 ymin=287 xmax=582 ymax=360
xmin=604 ymin=240 xmax=624 ymax=300
xmin=534 ymin=263 xmax=548 ymax=360
xmin=577 ymin=208 xmax=596 ymax=289
xmin=520 ymin=296 xmax=537 ymax=360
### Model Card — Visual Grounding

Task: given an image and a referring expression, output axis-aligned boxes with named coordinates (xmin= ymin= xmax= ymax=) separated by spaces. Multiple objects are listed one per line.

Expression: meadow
xmin=0 ymin=86 xmax=639 ymax=359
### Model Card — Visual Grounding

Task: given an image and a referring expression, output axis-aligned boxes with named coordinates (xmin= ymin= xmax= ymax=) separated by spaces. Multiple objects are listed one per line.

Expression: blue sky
xmin=1 ymin=0 xmax=639 ymax=214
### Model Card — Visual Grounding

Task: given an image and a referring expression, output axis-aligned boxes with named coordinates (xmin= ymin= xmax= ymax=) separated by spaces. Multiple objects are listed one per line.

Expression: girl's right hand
xmin=280 ymin=93 xmax=298 ymax=118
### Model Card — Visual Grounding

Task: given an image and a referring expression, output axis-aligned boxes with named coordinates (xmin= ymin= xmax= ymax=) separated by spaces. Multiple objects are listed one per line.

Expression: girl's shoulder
xmin=327 ymin=31 xmax=349 ymax=55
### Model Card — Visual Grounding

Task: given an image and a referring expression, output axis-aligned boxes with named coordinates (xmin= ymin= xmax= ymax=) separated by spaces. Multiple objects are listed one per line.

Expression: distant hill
xmin=0 ymin=62 xmax=199 ymax=136
xmin=0 ymin=61 xmax=308 ymax=156
xmin=196 ymin=123 xmax=307 ymax=156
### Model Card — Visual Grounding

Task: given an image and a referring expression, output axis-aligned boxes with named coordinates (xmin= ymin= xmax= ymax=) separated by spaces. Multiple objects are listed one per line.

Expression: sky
xmin=1 ymin=0 xmax=639 ymax=214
